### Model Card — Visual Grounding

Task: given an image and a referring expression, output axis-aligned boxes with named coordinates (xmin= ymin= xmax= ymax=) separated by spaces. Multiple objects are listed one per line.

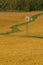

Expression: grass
xmin=0 ymin=12 xmax=43 ymax=39
xmin=0 ymin=12 xmax=43 ymax=65
xmin=12 ymin=13 xmax=43 ymax=27
xmin=21 ymin=35 xmax=43 ymax=39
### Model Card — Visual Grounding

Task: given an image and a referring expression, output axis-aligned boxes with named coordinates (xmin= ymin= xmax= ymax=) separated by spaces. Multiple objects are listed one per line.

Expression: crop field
xmin=0 ymin=12 xmax=43 ymax=65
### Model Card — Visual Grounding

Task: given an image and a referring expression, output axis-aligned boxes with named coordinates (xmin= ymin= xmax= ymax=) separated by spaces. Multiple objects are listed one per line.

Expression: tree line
xmin=0 ymin=0 xmax=43 ymax=11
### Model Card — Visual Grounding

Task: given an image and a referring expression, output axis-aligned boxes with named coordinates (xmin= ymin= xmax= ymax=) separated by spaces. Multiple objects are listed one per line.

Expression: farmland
xmin=0 ymin=12 xmax=43 ymax=65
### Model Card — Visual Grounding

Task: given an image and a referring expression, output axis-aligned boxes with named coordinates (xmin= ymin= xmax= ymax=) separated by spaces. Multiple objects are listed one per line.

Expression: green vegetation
xmin=21 ymin=35 xmax=43 ymax=39
xmin=0 ymin=0 xmax=43 ymax=11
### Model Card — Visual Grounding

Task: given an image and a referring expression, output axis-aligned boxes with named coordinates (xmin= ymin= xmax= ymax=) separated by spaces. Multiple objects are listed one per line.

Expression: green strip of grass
xmin=0 ymin=12 xmax=43 ymax=39
xmin=0 ymin=27 xmax=21 ymax=35
xmin=12 ymin=13 xmax=43 ymax=27
xmin=21 ymin=35 xmax=43 ymax=39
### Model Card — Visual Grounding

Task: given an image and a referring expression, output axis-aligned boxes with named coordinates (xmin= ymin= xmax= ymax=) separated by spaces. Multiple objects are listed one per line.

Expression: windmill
xmin=25 ymin=16 xmax=32 ymax=36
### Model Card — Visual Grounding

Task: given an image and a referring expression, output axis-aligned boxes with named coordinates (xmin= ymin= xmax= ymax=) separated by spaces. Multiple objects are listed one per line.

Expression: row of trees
xmin=0 ymin=0 xmax=43 ymax=11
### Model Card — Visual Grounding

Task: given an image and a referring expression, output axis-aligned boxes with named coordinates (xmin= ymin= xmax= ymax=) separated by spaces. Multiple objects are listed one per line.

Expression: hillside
xmin=0 ymin=12 xmax=43 ymax=65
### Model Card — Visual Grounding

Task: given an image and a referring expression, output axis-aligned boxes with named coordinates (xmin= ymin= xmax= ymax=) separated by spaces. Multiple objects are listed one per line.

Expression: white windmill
xmin=25 ymin=16 xmax=32 ymax=36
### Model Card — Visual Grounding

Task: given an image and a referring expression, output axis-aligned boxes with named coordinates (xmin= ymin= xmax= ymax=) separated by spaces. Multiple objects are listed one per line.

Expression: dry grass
xmin=17 ymin=15 xmax=43 ymax=36
xmin=0 ymin=12 xmax=43 ymax=65
xmin=0 ymin=36 xmax=43 ymax=65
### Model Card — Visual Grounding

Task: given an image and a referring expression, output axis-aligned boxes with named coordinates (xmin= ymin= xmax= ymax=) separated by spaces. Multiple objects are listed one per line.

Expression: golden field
xmin=0 ymin=12 xmax=43 ymax=65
